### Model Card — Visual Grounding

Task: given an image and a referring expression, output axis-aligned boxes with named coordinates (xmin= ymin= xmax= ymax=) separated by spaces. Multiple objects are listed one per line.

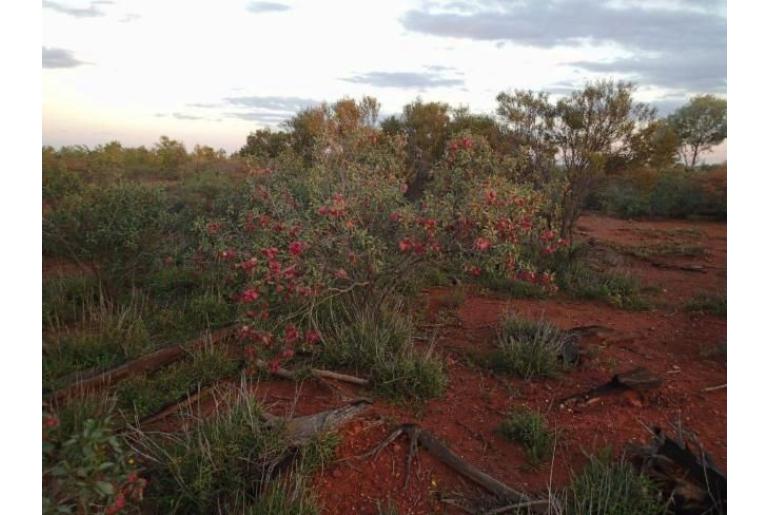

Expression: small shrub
xmin=686 ymin=293 xmax=726 ymax=317
xmin=116 ymin=344 xmax=239 ymax=418
xmin=558 ymin=263 xmax=650 ymax=310
xmin=492 ymin=314 xmax=568 ymax=379
xmin=43 ymin=183 xmax=167 ymax=293
xmin=499 ymin=408 xmax=555 ymax=465
xmin=132 ymin=386 xmax=321 ymax=513
xmin=564 ymin=450 xmax=664 ymax=515
xmin=316 ymin=297 xmax=447 ymax=400
xmin=43 ymin=274 xmax=100 ymax=328
xmin=43 ymin=295 xmax=152 ymax=390
xmin=43 ymin=399 xmax=146 ymax=514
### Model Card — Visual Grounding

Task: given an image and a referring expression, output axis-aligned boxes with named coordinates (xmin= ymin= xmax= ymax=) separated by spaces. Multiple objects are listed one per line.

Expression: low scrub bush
xmin=686 ymin=292 xmax=727 ymax=317
xmin=491 ymin=314 xmax=569 ymax=379
xmin=558 ymin=263 xmax=650 ymax=310
xmin=132 ymin=387 xmax=324 ymax=513
xmin=594 ymin=167 xmax=726 ymax=220
xmin=43 ymin=295 xmax=152 ymax=390
xmin=43 ymin=182 xmax=168 ymax=293
xmin=499 ymin=408 xmax=555 ymax=465
xmin=116 ymin=344 xmax=240 ymax=419
xmin=315 ymin=296 xmax=447 ymax=400
xmin=43 ymin=396 xmax=147 ymax=514
xmin=564 ymin=450 xmax=664 ymax=515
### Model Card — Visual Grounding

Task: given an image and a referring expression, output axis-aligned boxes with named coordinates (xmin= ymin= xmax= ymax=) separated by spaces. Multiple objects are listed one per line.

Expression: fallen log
xmin=253 ymin=359 xmax=369 ymax=386
xmin=48 ymin=327 xmax=235 ymax=404
xmin=630 ymin=427 xmax=726 ymax=514
xmin=278 ymin=399 xmax=371 ymax=446
xmin=362 ymin=423 xmax=555 ymax=513
xmin=560 ymin=367 xmax=662 ymax=407
xmin=650 ymin=261 xmax=707 ymax=273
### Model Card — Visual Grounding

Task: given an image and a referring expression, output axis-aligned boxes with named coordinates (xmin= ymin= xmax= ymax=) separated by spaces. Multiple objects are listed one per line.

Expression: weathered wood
xmin=630 ymin=427 xmax=726 ymax=514
xmin=363 ymin=424 xmax=555 ymax=513
xmin=560 ymin=367 xmax=662 ymax=406
xmin=650 ymin=261 xmax=707 ymax=273
xmin=48 ymin=327 xmax=234 ymax=403
xmin=277 ymin=400 xmax=372 ymax=446
xmin=254 ymin=359 xmax=369 ymax=386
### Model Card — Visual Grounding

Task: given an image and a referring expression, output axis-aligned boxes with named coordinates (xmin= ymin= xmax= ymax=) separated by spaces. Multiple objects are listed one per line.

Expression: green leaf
xmin=95 ymin=481 xmax=115 ymax=496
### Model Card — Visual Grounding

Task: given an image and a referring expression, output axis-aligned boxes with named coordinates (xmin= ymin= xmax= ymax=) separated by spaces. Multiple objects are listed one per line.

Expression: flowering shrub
xmin=190 ymin=129 xmax=562 ymax=376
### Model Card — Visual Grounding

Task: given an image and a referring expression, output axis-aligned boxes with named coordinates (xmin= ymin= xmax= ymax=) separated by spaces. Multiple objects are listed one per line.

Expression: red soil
xmin=58 ymin=214 xmax=725 ymax=514
xmin=308 ymin=215 xmax=727 ymax=514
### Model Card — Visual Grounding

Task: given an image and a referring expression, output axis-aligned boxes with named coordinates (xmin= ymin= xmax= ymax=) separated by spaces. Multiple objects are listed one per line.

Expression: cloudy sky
xmin=43 ymin=0 xmax=726 ymax=158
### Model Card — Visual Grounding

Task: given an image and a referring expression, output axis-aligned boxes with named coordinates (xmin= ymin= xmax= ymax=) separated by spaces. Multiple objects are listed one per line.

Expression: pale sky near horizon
xmin=42 ymin=0 xmax=727 ymax=161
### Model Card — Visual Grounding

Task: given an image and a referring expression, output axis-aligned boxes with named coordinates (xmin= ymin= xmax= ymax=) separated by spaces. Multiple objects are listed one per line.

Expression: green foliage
xmin=686 ymin=292 xmax=727 ymax=317
xmin=43 ymin=182 xmax=167 ymax=290
xmin=668 ymin=95 xmax=727 ymax=168
xmin=499 ymin=408 xmax=555 ymax=465
xmin=492 ymin=314 xmax=569 ymax=379
xmin=594 ymin=167 xmax=726 ymax=220
xmin=558 ymin=263 xmax=650 ymax=310
xmin=43 ymin=165 xmax=84 ymax=202
xmin=315 ymin=297 xmax=447 ymax=400
xmin=116 ymin=344 xmax=240 ymax=419
xmin=564 ymin=450 xmax=664 ymax=515
xmin=133 ymin=388 xmax=322 ymax=513
xmin=43 ymin=294 xmax=152 ymax=390
xmin=43 ymin=401 xmax=145 ymax=514
xmin=43 ymin=274 xmax=101 ymax=328
xmin=497 ymin=81 xmax=655 ymax=240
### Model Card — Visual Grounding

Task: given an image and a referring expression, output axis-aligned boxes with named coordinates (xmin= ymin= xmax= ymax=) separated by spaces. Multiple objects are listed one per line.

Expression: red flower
xmin=105 ymin=493 xmax=126 ymax=515
xmin=268 ymin=359 xmax=281 ymax=373
xmin=284 ymin=324 xmax=299 ymax=344
xmin=466 ymin=266 xmax=482 ymax=277
xmin=261 ymin=247 xmax=279 ymax=260
xmin=239 ymin=257 xmax=258 ymax=271
xmin=389 ymin=211 xmax=401 ymax=223
xmin=485 ymin=189 xmax=497 ymax=205
xmin=43 ymin=415 xmax=59 ymax=429
xmin=398 ymin=238 xmax=413 ymax=253
xmin=273 ymin=223 xmax=285 ymax=233
xmin=305 ymin=329 xmax=321 ymax=344
xmin=288 ymin=241 xmax=304 ymax=256
xmin=281 ymin=348 xmax=295 ymax=359
xmin=474 ymin=237 xmax=491 ymax=251
xmin=240 ymin=289 xmax=259 ymax=303
xmin=335 ymin=268 xmax=349 ymax=280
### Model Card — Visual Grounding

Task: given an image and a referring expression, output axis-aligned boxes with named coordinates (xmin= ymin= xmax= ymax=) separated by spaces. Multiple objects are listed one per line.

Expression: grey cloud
xmin=43 ymin=47 xmax=86 ymax=68
xmin=225 ymin=96 xmax=319 ymax=111
xmin=572 ymin=46 xmax=726 ymax=92
xmin=43 ymin=1 xmax=108 ymax=18
xmin=402 ymin=0 xmax=725 ymax=93
xmin=246 ymin=2 xmax=290 ymax=13
xmin=341 ymin=71 xmax=464 ymax=89
xmin=226 ymin=112 xmax=293 ymax=123
xmin=156 ymin=112 xmax=221 ymax=122
xmin=222 ymin=96 xmax=321 ymax=125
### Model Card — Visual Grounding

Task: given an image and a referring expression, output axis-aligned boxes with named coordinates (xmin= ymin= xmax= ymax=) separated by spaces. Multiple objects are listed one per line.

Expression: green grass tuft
xmin=315 ymin=297 xmax=447 ymax=401
xmin=499 ymin=408 xmax=555 ymax=466
xmin=558 ymin=263 xmax=650 ymax=311
xmin=491 ymin=313 xmax=569 ymax=379
xmin=686 ymin=292 xmax=726 ymax=317
xmin=564 ymin=449 xmax=665 ymax=515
